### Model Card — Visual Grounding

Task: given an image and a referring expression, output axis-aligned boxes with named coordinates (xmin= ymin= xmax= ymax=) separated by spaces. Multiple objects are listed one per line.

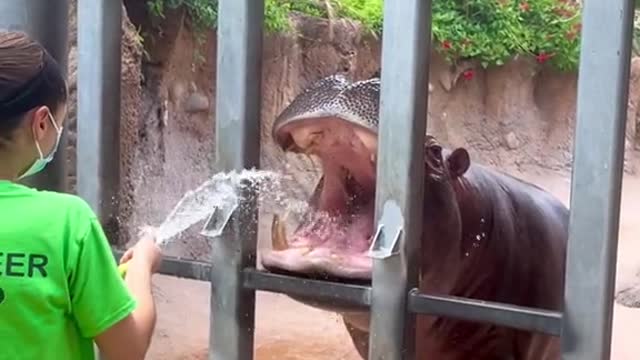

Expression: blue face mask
xmin=18 ymin=112 xmax=63 ymax=180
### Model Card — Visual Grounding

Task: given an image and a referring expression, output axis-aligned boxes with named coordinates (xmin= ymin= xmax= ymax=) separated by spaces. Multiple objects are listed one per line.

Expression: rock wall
xmin=64 ymin=3 xmax=640 ymax=252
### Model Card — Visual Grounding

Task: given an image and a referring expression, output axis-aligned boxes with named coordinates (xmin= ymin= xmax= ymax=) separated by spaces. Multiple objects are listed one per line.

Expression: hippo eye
xmin=428 ymin=145 xmax=442 ymax=160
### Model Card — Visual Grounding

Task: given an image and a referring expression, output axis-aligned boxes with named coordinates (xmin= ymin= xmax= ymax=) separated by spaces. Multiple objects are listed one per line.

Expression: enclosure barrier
xmin=119 ymin=0 xmax=633 ymax=357
xmin=0 ymin=0 xmax=632 ymax=358
xmin=0 ymin=0 xmax=69 ymax=192
xmin=77 ymin=0 xmax=123 ymax=240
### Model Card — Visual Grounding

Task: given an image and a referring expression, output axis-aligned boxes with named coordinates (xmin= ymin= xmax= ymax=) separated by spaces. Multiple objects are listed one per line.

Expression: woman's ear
xmin=446 ymin=148 xmax=470 ymax=178
xmin=30 ymin=106 xmax=51 ymax=141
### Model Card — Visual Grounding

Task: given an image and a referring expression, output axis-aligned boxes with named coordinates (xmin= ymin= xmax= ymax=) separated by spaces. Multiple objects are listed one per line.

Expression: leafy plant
xmin=634 ymin=10 xmax=640 ymax=56
xmin=432 ymin=0 xmax=581 ymax=71
xmin=145 ymin=0 xmax=582 ymax=71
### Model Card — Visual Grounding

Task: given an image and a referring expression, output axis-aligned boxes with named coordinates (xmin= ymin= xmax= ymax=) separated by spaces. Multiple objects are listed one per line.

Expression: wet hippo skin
xmin=261 ymin=75 xmax=568 ymax=359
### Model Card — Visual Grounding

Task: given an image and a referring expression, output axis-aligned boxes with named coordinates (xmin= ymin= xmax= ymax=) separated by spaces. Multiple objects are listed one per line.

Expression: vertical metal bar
xmin=76 ymin=0 xmax=122 ymax=239
xmin=561 ymin=0 xmax=634 ymax=359
xmin=368 ymin=0 xmax=432 ymax=359
xmin=0 ymin=0 xmax=69 ymax=192
xmin=209 ymin=1 xmax=264 ymax=359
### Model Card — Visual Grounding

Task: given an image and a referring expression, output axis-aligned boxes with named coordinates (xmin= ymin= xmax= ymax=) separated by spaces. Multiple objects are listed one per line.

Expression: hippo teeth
xmin=271 ymin=214 xmax=289 ymax=251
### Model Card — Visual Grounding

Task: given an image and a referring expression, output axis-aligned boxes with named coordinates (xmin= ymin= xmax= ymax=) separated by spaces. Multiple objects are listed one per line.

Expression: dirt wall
xmin=64 ymin=3 xmax=640 ymax=253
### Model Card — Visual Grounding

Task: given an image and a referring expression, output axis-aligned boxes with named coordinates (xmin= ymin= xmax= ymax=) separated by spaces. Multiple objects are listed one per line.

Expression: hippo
xmin=260 ymin=74 xmax=568 ymax=359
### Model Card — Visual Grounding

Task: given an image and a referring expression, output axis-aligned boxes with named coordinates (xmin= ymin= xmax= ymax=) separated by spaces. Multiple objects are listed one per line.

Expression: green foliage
xmin=146 ymin=0 xmax=582 ymax=71
xmin=433 ymin=0 xmax=581 ymax=71
xmin=147 ymin=0 xmax=218 ymax=32
xmin=634 ymin=10 xmax=640 ymax=56
xmin=332 ymin=0 xmax=383 ymax=33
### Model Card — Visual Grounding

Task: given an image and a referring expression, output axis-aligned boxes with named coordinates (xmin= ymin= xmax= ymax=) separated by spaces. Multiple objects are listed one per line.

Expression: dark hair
xmin=0 ymin=31 xmax=67 ymax=144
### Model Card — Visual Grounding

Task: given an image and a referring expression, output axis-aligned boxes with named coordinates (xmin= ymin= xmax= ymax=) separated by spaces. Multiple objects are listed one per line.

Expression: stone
xmin=169 ymin=82 xmax=186 ymax=104
xmin=504 ymin=132 xmax=520 ymax=150
xmin=184 ymin=93 xmax=210 ymax=113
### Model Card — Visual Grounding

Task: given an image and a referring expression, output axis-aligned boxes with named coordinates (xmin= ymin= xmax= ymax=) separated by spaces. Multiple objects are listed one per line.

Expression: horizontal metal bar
xmin=408 ymin=289 xmax=563 ymax=336
xmin=112 ymin=250 xmax=212 ymax=282
xmin=243 ymin=269 xmax=371 ymax=307
xmin=113 ymin=249 xmax=372 ymax=307
xmin=110 ymin=251 xmax=565 ymax=336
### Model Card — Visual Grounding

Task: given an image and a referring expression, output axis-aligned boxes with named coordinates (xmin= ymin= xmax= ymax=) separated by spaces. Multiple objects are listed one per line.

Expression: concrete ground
xmin=146 ymin=169 xmax=640 ymax=359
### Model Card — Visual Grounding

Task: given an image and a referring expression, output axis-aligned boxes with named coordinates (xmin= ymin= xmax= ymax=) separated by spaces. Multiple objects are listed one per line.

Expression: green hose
xmin=118 ymin=262 xmax=129 ymax=278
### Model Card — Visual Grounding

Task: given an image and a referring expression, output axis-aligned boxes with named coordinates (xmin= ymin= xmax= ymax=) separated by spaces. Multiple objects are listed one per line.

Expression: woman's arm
xmin=95 ymin=235 xmax=162 ymax=360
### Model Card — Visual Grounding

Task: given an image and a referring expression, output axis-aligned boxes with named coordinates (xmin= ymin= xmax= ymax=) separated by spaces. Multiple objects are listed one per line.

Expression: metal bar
xmin=210 ymin=1 xmax=264 ymax=359
xmin=561 ymin=0 xmax=634 ymax=358
xmin=368 ymin=0 xmax=432 ymax=359
xmin=112 ymin=250 xmax=212 ymax=281
xmin=408 ymin=290 xmax=563 ymax=337
xmin=77 ymin=0 xmax=123 ymax=242
xmin=243 ymin=269 xmax=371 ymax=308
xmin=0 ymin=0 xmax=69 ymax=192
xmin=115 ymin=248 xmax=372 ymax=305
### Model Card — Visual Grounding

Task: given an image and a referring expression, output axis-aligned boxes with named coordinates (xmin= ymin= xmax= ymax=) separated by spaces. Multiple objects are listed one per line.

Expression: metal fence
xmin=2 ymin=0 xmax=634 ymax=359
xmin=0 ymin=0 xmax=69 ymax=192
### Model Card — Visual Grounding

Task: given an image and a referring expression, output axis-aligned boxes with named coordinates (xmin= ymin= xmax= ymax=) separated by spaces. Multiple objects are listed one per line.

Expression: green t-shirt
xmin=0 ymin=180 xmax=137 ymax=360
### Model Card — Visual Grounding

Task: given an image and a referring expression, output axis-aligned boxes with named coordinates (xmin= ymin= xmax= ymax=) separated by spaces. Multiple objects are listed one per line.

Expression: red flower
xmin=535 ymin=52 xmax=555 ymax=63
xmin=442 ymin=40 xmax=452 ymax=50
xmin=553 ymin=6 xmax=574 ymax=17
xmin=519 ymin=2 xmax=530 ymax=11
xmin=462 ymin=69 xmax=474 ymax=80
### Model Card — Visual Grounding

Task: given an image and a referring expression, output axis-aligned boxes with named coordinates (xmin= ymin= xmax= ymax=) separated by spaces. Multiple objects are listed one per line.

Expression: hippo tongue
xmin=317 ymin=164 xmax=350 ymax=214
xmin=266 ymin=204 xmax=374 ymax=281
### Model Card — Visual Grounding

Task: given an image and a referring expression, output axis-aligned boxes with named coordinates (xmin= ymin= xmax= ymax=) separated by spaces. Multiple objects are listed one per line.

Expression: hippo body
xmin=261 ymin=75 xmax=568 ymax=359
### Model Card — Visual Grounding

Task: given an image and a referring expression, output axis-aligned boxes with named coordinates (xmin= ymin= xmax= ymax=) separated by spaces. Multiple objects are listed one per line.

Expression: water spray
xmin=116 ymin=169 xmax=279 ymax=277
xmin=117 ymin=202 xmax=238 ymax=278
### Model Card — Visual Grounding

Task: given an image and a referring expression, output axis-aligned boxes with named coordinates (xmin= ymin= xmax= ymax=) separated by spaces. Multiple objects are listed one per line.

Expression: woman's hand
xmin=119 ymin=226 xmax=162 ymax=273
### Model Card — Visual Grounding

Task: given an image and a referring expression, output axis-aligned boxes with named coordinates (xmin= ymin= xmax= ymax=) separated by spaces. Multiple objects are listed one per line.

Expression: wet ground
xmin=146 ymin=169 xmax=640 ymax=359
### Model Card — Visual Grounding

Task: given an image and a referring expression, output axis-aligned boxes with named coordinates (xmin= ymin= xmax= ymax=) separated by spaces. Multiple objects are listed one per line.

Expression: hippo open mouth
xmin=261 ymin=118 xmax=378 ymax=282
xmin=261 ymin=75 xmax=382 ymax=283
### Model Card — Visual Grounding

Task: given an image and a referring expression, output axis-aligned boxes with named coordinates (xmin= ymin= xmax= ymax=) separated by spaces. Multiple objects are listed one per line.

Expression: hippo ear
xmin=447 ymin=148 xmax=470 ymax=178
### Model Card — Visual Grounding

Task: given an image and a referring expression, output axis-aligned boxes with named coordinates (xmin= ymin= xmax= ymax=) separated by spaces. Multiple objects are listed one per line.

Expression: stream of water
xmin=151 ymin=169 xmax=278 ymax=246
xmin=149 ymin=168 xmax=312 ymax=249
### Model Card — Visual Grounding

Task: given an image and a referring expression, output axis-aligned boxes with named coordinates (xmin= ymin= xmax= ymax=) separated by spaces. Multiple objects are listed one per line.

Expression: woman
xmin=0 ymin=31 xmax=162 ymax=359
